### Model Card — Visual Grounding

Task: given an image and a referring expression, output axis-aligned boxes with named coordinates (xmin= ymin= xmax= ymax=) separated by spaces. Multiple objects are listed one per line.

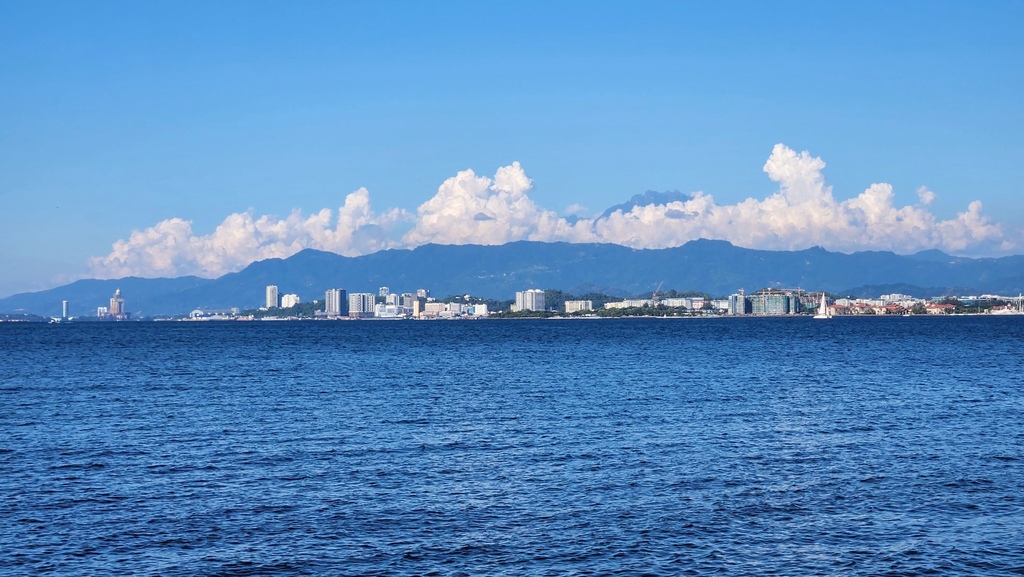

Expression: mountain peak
xmin=599 ymin=190 xmax=693 ymax=219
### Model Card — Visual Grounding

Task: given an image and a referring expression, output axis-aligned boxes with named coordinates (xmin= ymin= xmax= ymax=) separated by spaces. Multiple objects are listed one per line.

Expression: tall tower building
xmin=515 ymin=289 xmax=546 ymax=312
xmin=109 ymin=289 xmax=125 ymax=316
xmin=62 ymin=300 xmax=69 ymax=319
xmin=266 ymin=285 xmax=279 ymax=309
xmin=325 ymin=289 xmax=348 ymax=316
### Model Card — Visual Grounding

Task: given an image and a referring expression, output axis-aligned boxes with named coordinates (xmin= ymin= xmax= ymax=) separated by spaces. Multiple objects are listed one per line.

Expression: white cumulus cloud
xmin=917 ymin=185 xmax=937 ymax=205
xmin=400 ymin=161 xmax=592 ymax=247
xmin=89 ymin=188 xmax=408 ymax=278
xmin=89 ymin=144 xmax=1019 ymax=279
xmin=551 ymin=144 xmax=1011 ymax=255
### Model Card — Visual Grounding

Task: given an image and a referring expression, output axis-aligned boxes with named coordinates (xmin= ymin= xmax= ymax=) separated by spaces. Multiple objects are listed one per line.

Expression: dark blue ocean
xmin=2 ymin=317 xmax=1023 ymax=575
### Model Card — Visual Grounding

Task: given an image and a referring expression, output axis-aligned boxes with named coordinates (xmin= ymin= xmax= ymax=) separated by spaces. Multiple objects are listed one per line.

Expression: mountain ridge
xmin=2 ymin=240 xmax=1023 ymax=316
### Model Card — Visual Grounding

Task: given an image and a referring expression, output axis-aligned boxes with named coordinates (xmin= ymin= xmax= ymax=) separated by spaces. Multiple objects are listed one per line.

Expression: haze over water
xmin=3 ymin=317 xmax=1023 ymax=575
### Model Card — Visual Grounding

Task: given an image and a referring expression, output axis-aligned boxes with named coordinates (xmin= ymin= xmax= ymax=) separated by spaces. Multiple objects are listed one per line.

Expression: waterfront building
xmin=379 ymin=286 xmax=390 ymax=298
xmin=515 ymin=289 xmax=546 ymax=312
xmin=467 ymin=303 xmax=489 ymax=316
xmin=189 ymin=309 xmax=236 ymax=320
xmin=881 ymin=293 xmax=914 ymax=304
xmin=374 ymin=303 xmax=405 ymax=318
xmin=564 ymin=300 xmax=593 ymax=314
xmin=97 ymin=306 xmax=108 ymax=317
xmin=604 ymin=299 xmax=653 ymax=310
xmin=748 ymin=289 xmax=798 ymax=315
xmin=728 ymin=293 xmax=750 ymax=315
xmin=62 ymin=300 xmax=69 ymax=319
xmin=926 ymin=303 xmax=955 ymax=315
xmin=386 ymin=293 xmax=400 ymax=306
xmin=348 ymin=292 xmax=377 ymax=318
xmin=421 ymin=301 xmax=445 ymax=318
xmin=109 ymin=289 xmax=125 ymax=317
xmin=266 ymin=285 xmax=279 ymax=309
xmin=416 ymin=288 xmax=429 ymax=298
xmin=325 ymin=289 xmax=348 ymax=316
xmin=401 ymin=293 xmax=415 ymax=308
xmin=661 ymin=298 xmax=690 ymax=308
xmin=280 ymin=294 xmax=301 ymax=309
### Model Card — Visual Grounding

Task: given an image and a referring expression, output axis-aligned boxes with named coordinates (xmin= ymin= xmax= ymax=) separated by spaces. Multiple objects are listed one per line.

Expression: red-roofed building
xmin=926 ymin=303 xmax=956 ymax=315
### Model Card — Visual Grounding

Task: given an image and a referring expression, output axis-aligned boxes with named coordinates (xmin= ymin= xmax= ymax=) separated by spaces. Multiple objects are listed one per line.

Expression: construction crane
xmin=652 ymin=281 xmax=664 ymax=303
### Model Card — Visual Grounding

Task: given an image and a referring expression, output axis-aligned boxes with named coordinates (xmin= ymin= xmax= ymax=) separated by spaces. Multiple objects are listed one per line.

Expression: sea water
xmin=2 ymin=317 xmax=1023 ymax=575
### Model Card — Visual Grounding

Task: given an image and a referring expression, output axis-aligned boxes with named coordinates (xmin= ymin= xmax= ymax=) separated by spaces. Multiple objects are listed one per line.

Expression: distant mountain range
xmin=3 ymin=240 xmax=1024 ymax=317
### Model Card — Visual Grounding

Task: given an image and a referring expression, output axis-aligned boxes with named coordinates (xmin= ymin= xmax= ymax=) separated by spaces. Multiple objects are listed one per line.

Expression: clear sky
xmin=2 ymin=1 xmax=1023 ymax=297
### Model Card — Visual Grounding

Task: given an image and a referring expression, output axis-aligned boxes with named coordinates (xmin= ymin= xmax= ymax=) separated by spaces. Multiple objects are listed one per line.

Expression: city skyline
xmin=3 ymin=3 xmax=1023 ymax=297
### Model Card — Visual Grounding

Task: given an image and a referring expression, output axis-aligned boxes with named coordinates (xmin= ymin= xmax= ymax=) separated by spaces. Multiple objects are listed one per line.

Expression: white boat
xmin=813 ymin=293 xmax=831 ymax=319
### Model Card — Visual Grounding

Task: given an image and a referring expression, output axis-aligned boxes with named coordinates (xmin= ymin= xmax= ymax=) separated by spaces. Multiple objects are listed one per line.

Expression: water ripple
xmin=2 ymin=318 xmax=1023 ymax=575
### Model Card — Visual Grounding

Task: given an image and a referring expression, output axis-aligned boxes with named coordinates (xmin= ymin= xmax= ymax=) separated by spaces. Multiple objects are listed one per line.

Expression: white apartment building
xmin=564 ymin=300 xmax=593 ymax=313
xmin=374 ymin=303 xmax=407 ymax=318
xmin=515 ymin=289 xmax=546 ymax=312
xmin=325 ymin=289 xmax=347 ymax=315
xmin=348 ymin=292 xmax=377 ymax=318
xmin=280 ymin=293 xmax=301 ymax=308
xmin=422 ymin=301 xmax=446 ymax=318
xmin=266 ymin=285 xmax=279 ymax=309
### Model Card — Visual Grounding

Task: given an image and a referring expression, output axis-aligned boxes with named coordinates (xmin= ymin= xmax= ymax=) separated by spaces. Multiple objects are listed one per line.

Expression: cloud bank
xmin=90 ymin=144 xmax=1018 ymax=279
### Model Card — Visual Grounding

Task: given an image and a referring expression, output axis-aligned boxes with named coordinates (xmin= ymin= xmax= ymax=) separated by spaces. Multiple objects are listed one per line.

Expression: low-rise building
xmin=926 ymin=303 xmax=956 ymax=315
xmin=564 ymin=300 xmax=593 ymax=313
xmin=605 ymin=299 xmax=653 ymax=309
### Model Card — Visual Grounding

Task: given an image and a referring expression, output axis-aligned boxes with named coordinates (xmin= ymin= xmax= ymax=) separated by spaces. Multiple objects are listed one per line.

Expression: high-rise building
xmin=416 ymin=288 xmax=429 ymax=299
xmin=266 ymin=285 xmax=279 ymax=309
xmin=62 ymin=300 xmax=69 ymax=319
xmin=749 ymin=289 xmax=796 ymax=315
xmin=348 ymin=292 xmax=377 ymax=318
xmin=378 ymin=286 xmax=390 ymax=298
xmin=515 ymin=289 xmax=546 ymax=312
xmin=109 ymin=289 xmax=125 ymax=316
xmin=325 ymin=289 xmax=348 ymax=316
xmin=280 ymin=294 xmax=301 ymax=309
xmin=728 ymin=293 xmax=750 ymax=315
xmin=401 ymin=293 xmax=415 ymax=308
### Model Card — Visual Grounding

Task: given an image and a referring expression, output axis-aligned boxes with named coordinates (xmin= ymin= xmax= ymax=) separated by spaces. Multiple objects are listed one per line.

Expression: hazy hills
xmin=3 ymin=240 xmax=1024 ymax=317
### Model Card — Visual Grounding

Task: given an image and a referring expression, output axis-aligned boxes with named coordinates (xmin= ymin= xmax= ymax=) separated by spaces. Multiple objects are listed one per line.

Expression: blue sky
xmin=2 ymin=2 xmax=1023 ymax=296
